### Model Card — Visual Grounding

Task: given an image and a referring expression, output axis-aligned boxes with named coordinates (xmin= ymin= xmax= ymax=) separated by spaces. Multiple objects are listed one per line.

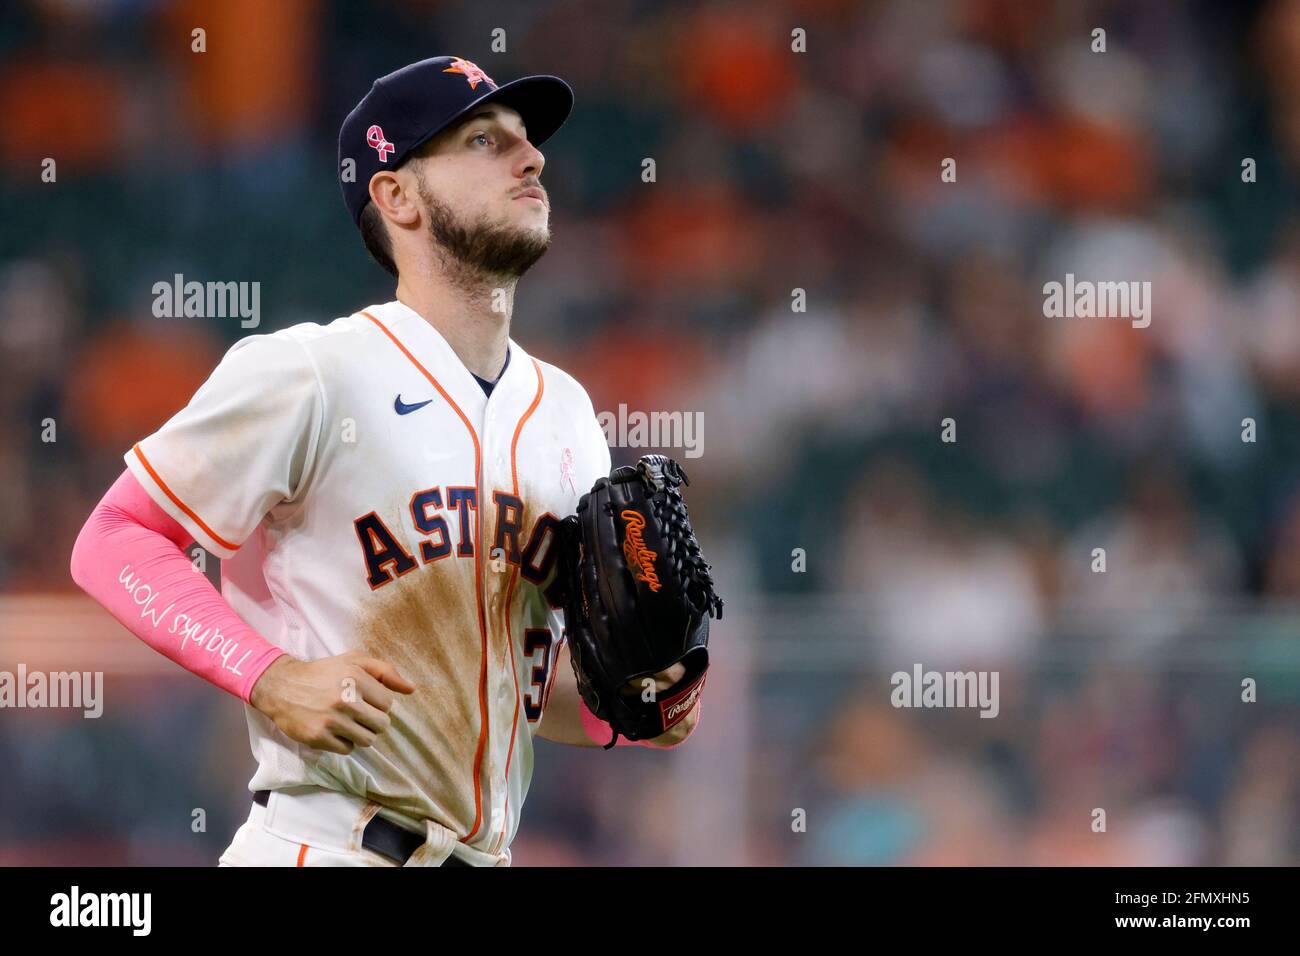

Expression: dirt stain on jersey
xmin=354 ymin=545 xmax=483 ymax=830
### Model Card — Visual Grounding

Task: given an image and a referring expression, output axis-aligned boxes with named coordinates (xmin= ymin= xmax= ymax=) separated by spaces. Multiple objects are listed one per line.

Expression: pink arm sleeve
xmin=69 ymin=468 xmax=286 ymax=702
xmin=578 ymin=697 xmax=701 ymax=748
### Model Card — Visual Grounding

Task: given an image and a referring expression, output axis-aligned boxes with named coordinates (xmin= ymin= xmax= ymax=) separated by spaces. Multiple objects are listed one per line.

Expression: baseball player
xmin=69 ymin=56 xmax=702 ymax=867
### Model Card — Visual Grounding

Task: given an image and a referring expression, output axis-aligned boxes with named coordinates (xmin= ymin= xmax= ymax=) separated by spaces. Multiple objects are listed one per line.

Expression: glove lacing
xmin=637 ymin=457 xmax=724 ymax=621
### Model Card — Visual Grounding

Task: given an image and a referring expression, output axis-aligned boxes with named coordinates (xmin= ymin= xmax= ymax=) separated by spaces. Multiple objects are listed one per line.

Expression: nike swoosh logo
xmin=394 ymin=395 xmax=434 ymax=415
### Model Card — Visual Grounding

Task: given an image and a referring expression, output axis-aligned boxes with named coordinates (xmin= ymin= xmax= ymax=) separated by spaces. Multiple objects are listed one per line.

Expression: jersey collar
xmin=384 ymin=299 xmax=529 ymax=408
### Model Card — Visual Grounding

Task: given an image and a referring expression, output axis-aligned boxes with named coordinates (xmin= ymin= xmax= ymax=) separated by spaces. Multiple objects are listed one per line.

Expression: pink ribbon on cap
xmin=366 ymin=124 xmax=395 ymax=162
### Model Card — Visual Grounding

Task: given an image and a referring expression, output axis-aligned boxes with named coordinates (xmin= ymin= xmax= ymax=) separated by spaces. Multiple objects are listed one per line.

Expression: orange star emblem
xmin=442 ymin=57 xmax=495 ymax=90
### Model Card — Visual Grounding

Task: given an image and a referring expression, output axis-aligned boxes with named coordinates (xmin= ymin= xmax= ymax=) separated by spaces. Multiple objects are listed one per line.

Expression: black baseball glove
xmin=559 ymin=454 xmax=723 ymax=748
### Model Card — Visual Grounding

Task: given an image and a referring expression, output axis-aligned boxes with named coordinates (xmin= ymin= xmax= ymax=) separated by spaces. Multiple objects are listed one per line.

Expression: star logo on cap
xmin=443 ymin=57 xmax=495 ymax=90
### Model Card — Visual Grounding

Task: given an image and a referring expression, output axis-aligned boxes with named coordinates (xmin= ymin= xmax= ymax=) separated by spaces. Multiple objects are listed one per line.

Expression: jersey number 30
xmin=523 ymin=628 xmax=556 ymax=722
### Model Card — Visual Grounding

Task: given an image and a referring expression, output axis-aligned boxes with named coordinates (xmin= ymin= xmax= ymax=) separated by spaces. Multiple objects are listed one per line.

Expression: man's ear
xmin=368 ymin=168 xmax=422 ymax=230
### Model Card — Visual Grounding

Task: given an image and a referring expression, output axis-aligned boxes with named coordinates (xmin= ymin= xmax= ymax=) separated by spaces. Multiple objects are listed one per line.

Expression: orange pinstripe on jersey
xmin=359 ymin=309 xmax=493 ymax=844
xmin=489 ymin=358 xmax=546 ymax=854
xmin=540 ymin=633 xmax=566 ymax=713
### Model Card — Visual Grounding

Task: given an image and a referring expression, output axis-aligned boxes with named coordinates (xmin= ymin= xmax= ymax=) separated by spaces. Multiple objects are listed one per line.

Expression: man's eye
xmin=471 ymin=132 xmax=491 ymax=147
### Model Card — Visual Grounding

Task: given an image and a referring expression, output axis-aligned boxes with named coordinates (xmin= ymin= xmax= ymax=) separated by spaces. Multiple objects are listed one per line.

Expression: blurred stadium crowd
xmin=1 ymin=0 xmax=1299 ymax=864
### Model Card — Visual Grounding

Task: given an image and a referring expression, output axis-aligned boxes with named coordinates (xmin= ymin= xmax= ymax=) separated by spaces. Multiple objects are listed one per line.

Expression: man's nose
xmin=515 ymin=139 xmax=545 ymax=179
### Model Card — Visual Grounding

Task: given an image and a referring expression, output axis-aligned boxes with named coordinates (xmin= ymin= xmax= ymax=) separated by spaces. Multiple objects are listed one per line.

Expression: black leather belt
xmin=253 ymin=790 xmax=472 ymax=867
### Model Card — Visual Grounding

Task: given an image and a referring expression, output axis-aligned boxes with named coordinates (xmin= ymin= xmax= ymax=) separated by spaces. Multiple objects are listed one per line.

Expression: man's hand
xmin=249 ymin=650 xmax=416 ymax=754
xmin=621 ymin=662 xmax=699 ymax=747
xmin=646 ymin=698 xmax=700 ymax=747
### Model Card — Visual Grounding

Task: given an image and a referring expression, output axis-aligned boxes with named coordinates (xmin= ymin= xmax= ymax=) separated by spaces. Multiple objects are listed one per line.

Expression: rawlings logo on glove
xmin=661 ymin=673 xmax=707 ymax=728
xmin=621 ymin=510 xmax=662 ymax=592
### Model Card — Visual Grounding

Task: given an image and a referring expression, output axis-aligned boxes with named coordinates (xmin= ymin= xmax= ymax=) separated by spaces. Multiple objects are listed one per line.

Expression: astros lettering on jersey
xmin=124 ymin=300 xmax=611 ymax=862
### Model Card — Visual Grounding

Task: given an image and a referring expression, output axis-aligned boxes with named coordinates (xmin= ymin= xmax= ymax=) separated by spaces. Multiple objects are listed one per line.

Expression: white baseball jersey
xmin=124 ymin=299 xmax=611 ymax=862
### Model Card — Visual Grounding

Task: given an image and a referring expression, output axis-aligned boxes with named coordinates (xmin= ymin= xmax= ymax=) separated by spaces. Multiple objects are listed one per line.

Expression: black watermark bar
xmin=0 ymin=866 xmax=1280 ymax=941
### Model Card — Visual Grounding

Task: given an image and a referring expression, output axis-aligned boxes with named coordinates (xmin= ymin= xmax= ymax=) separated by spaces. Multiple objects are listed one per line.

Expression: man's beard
xmin=417 ymin=179 xmax=550 ymax=280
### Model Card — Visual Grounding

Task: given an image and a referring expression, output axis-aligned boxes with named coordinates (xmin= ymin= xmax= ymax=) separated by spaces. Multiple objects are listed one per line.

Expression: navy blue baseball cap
xmin=338 ymin=55 xmax=573 ymax=227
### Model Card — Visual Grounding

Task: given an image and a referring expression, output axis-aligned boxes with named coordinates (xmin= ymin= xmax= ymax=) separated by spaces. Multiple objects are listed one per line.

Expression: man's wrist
xmin=248 ymin=652 xmax=293 ymax=715
xmin=579 ymin=696 xmax=701 ymax=748
xmin=646 ymin=699 xmax=701 ymax=748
